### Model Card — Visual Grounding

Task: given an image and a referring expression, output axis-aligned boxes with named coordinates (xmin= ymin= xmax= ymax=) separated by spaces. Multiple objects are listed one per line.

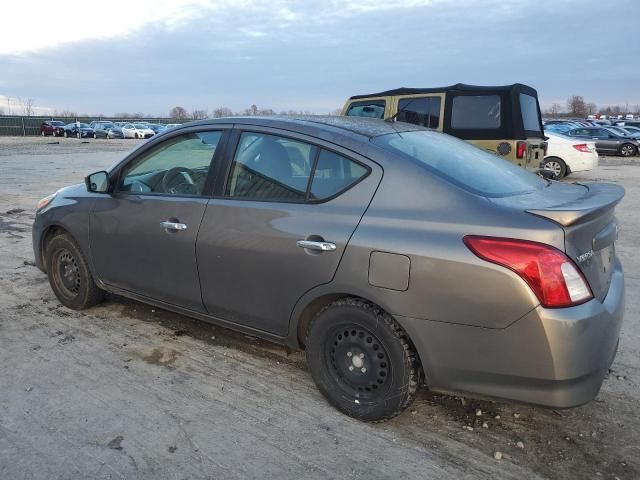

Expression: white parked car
xmin=542 ymin=131 xmax=598 ymax=179
xmin=121 ymin=123 xmax=155 ymax=139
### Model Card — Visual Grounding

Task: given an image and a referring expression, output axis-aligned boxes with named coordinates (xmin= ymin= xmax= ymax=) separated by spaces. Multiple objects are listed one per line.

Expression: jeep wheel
xmin=305 ymin=298 xmax=420 ymax=421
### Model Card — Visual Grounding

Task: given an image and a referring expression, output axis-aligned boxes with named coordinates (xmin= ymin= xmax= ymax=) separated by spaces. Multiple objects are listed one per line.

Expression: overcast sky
xmin=1 ymin=0 xmax=639 ymax=116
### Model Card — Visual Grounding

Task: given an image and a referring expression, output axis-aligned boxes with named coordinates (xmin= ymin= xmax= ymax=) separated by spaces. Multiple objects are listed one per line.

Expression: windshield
xmin=608 ymin=127 xmax=627 ymax=136
xmin=519 ymin=93 xmax=541 ymax=133
xmin=134 ymin=124 xmax=148 ymax=129
xmin=372 ymin=131 xmax=546 ymax=197
xmin=79 ymin=123 xmax=90 ymax=128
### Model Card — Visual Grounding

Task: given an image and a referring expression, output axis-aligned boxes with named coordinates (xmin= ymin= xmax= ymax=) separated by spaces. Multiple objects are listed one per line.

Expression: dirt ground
xmin=0 ymin=136 xmax=638 ymax=480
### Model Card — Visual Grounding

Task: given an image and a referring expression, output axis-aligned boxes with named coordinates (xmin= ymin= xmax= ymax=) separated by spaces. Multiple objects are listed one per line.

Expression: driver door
xmin=90 ymin=129 xmax=227 ymax=312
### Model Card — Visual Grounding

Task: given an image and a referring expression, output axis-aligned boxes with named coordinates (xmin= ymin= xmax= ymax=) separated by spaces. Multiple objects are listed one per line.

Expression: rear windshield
xmin=372 ymin=131 xmax=546 ymax=197
xmin=520 ymin=93 xmax=542 ymax=133
xmin=346 ymin=100 xmax=385 ymax=119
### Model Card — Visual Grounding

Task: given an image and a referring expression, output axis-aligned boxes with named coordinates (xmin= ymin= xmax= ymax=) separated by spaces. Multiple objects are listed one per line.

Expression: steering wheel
xmin=162 ymin=167 xmax=197 ymax=194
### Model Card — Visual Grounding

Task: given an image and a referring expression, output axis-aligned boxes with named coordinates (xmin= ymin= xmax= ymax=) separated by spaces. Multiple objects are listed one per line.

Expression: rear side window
xmin=451 ymin=95 xmax=501 ymax=129
xmin=372 ymin=130 xmax=545 ymax=197
xmin=519 ymin=93 xmax=541 ymax=132
xmin=345 ymin=100 xmax=385 ymax=119
xmin=309 ymin=150 xmax=369 ymax=201
xmin=226 ymin=133 xmax=314 ymax=201
xmin=397 ymin=96 xmax=441 ymax=129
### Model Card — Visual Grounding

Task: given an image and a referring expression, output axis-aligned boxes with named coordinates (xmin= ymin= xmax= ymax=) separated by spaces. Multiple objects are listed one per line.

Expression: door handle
xmin=296 ymin=240 xmax=337 ymax=252
xmin=160 ymin=221 xmax=188 ymax=231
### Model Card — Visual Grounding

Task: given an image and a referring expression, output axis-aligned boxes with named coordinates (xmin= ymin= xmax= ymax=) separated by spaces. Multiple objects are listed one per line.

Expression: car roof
xmin=177 ymin=115 xmax=428 ymax=140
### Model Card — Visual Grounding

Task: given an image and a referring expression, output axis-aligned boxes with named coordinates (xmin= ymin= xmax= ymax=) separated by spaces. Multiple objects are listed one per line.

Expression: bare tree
xmin=59 ymin=110 xmax=77 ymax=118
xmin=169 ymin=106 xmax=188 ymax=120
xmin=548 ymin=103 xmax=563 ymax=117
xmin=566 ymin=96 xmax=587 ymax=117
xmin=633 ymin=105 xmax=640 ymax=116
xmin=191 ymin=108 xmax=208 ymax=120
xmin=328 ymin=107 xmax=343 ymax=116
xmin=22 ymin=98 xmax=35 ymax=116
xmin=0 ymin=107 xmax=4 ymax=115
xmin=212 ymin=107 xmax=233 ymax=118
xmin=243 ymin=104 xmax=259 ymax=116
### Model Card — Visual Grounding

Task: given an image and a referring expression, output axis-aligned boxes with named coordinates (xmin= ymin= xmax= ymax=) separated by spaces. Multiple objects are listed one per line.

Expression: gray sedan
xmin=32 ymin=117 xmax=625 ymax=421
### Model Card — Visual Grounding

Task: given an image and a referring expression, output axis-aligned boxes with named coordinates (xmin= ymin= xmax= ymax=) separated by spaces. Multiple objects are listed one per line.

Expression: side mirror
xmin=85 ymin=171 xmax=110 ymax=193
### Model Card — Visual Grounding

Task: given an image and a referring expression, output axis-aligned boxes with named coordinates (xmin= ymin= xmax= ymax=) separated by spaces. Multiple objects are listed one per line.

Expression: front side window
xmin=309 ymin=150 xmax=369 ymax=201
xmin=519 ymin=93 xmax=542 ymax=133
xmin=118 ymin=131 xmax=221 ymax=195
xmin=226 ymin=133 xmax=314 ymax=201
xmin=345 ymin=100 xmax=386 ymax=119
xmin=373 ymin=130 xmax=545 ymax=197
xmin=451 ymin=95 xmax=501 ymax=129
xmin=397 ymin=96 xmax=441 ymax=129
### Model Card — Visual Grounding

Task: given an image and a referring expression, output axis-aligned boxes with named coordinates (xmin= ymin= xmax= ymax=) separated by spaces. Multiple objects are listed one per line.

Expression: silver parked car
xmin=33 ymin=117 xmax=625 ymax=421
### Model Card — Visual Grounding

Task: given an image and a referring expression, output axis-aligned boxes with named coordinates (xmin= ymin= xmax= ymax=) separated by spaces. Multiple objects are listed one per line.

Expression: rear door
xmin=196 ymin=128 xmax=382 ymax=336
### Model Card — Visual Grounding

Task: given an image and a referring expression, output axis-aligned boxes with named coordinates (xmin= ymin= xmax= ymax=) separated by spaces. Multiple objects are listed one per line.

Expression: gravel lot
xmin=0 ymin=136 xmax=638 ymax=480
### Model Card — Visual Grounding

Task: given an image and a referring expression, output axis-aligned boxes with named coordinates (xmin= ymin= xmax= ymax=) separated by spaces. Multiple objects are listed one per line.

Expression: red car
xmin=40 ymin=120 xmax=66 ymax=137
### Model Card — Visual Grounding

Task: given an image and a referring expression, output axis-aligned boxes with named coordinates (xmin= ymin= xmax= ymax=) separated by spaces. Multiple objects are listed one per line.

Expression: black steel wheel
xmin=46 ymin=234 xmax=104 ymax=309
xmin=306 ymin=298 xmax=420 ymax=421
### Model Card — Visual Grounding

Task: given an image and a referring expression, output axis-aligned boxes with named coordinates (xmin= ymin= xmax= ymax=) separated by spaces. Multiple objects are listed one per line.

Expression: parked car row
xmin=543 ymin=119 xmax=639 ymax=158
xmin=40 ymin=120 xmax=178 ymax=139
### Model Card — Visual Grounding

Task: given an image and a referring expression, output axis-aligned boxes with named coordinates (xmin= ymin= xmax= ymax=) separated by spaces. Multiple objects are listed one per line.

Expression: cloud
xmin=1 ymin=0 xmax=639 ymax=115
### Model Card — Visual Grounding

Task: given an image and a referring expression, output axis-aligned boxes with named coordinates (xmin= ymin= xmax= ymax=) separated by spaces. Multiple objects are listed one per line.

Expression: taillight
xmin=572 ymin=144 xmax=590 ymax=153
xmin=516 ymin=141 xmax=527 ymax=159
xmin=463 ymin=236 xmax=592 ymax=308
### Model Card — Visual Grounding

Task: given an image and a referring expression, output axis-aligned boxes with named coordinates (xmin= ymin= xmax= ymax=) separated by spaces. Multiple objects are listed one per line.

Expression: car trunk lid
xmin=492 ymin=182 xmax=624 ymax=302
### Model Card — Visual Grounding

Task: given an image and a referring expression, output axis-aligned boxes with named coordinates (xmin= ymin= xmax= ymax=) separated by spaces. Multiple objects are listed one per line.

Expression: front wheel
xmin=542 ymin=157 xmax=567 ymax=179
xmin=306 ymin=298 xmax=420 ymax=422
xmin=620 ymin=144 xmax=636 ymax=157
xmin=46 ymin=234 xmax=104 ymax=310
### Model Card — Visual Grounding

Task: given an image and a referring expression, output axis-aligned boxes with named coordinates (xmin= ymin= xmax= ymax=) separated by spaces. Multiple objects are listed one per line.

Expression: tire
xmin=46 ymin=233 xmax=104 ymax=310
xmin=620 ymin=143 xmax=636 ymax=157
xmin=542 ymin=157 xmax=567 ymax=179
xmin=305 ymin=298 xmax=420 ymax=421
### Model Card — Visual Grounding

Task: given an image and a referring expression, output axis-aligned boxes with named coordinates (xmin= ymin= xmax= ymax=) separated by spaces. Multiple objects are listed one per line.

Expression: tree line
xmin=168 ymin=104 xmax=342 ymax=120
xmin=544 ymin=95 xmax=640 ymax=118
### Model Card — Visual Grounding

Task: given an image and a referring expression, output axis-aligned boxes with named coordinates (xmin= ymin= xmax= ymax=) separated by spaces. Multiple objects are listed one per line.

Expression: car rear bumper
xmin=396 ymin=257 xmax=624 ymax=408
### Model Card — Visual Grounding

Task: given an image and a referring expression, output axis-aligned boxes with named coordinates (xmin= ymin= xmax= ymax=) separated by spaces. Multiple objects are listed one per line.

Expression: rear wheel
xmin=46 ymin=234 xmax=104 ymax=310
xmin=542 ymin=157 xmax=567 ymax=179
xmin=620 ymin=144 xmax=636 ymax=157
xmin=305 ymin=298 xmax=419 ymax=421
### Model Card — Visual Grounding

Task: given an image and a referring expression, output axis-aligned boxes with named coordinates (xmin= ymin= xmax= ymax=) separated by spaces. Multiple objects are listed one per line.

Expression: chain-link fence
xmin=0 ymin=115 xmax=184 ymax=136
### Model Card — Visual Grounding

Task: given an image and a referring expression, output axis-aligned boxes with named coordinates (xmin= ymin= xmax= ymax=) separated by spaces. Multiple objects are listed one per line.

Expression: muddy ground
xmin=0 ymin=136 xmax=638 ymax=479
